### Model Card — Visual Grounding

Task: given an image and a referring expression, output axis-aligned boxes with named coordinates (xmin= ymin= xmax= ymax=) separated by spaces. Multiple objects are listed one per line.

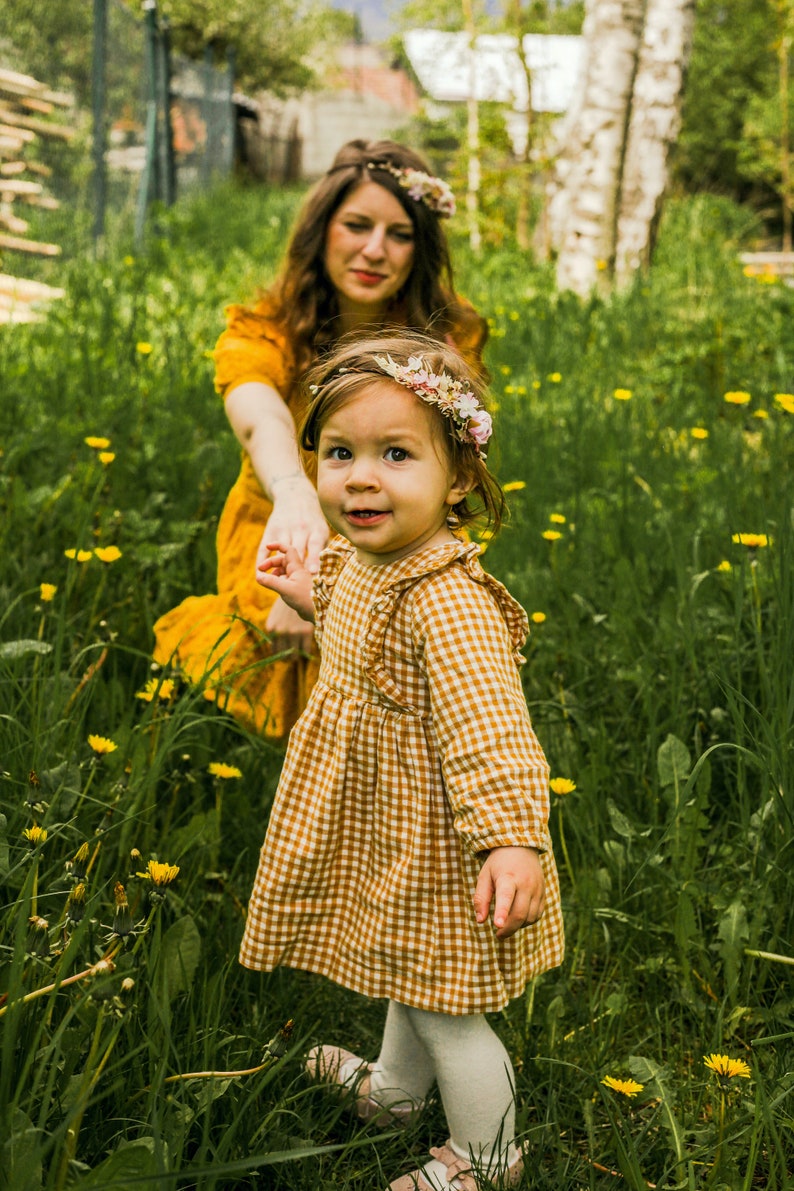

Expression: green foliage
xmin=160 ymin=0 xmax=356 ymax=94
xmin=676 ymin=0 xmax=788 ymax=218
xmin=0 ymin=184 xmax=793 ymax=1188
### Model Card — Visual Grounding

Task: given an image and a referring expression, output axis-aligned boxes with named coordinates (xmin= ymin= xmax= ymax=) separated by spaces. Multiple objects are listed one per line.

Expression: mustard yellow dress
xmin=152 ymin=299 xmax=486 ymax=739
xmin=239 ymin=537 xmax=564 ymax=1012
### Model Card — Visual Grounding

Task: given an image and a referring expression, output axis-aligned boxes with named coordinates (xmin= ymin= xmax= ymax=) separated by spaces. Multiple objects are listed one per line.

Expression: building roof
xmin=402 ymin=30 xmax=583 ymax=113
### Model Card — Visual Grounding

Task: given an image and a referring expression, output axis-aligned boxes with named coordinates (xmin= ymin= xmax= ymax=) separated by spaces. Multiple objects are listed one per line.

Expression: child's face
xmin=316 ymin=381 xmax=471 ymax=567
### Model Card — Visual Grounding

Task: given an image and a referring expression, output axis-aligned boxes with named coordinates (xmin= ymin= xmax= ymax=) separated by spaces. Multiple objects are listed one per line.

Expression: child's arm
xmin=473 ymin=847 xmax=545 ymax=940
xmin=256 ymin=542 xmax=315 ymax=623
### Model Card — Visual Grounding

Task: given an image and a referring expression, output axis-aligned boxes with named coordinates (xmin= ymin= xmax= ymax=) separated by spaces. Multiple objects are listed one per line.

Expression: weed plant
xmin=0 ymin=184 xmax=792 ymax=1189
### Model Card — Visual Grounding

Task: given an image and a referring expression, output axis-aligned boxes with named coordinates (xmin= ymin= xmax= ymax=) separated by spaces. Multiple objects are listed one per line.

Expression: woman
xmin=153 ymin=139 xmax=488 ymax=739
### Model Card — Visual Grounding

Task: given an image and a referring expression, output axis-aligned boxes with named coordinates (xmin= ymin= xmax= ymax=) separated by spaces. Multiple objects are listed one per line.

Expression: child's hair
xmin=300 ymin=331 xmax=506 ymax=532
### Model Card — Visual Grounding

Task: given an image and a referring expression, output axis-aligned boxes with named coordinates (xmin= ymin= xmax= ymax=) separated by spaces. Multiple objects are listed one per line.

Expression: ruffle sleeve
xmin=411 ymin=566 xmax=549 ymax=857
xmin=212 ymin=301 xmax=296 ymax=401
xmin=312 ymin=535 xmax=355 ymax=647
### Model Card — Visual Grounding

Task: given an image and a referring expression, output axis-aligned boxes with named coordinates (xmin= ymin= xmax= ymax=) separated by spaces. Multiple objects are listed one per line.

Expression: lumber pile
xmin=0 ymin=66 xmax=74 ymax=323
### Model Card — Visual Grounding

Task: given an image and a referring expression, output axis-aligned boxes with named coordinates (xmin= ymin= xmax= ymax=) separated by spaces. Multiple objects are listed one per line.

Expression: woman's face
xmin=324 ymin=181 xmax=415 ymax=328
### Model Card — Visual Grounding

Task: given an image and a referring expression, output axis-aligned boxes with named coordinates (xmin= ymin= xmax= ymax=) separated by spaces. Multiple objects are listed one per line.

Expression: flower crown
xmin=373 ymin=353 xmax=492 ymax=457
xmin=367 ymin=161 xmax=456 ymax=218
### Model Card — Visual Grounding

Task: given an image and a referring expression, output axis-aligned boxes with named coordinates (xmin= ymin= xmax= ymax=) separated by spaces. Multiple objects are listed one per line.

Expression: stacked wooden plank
xmin=0 ymin=66 xmax=74 ymax=323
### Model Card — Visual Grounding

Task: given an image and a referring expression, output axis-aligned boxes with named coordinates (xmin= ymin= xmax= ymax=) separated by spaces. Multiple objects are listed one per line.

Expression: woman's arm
xmin=224 ymin=381 xmax=329 ymax=573
xmin=224 ymin=381 xmax=327 ymax=650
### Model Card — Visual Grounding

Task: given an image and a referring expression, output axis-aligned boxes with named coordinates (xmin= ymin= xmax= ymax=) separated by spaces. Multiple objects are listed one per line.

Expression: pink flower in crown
xmin=467 ymin=410 xmax=493 ymax=446
xmin=454 ymin=392 xmax=481 ymax=420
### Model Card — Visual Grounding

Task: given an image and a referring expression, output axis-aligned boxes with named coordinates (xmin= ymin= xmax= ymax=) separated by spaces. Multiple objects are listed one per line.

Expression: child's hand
xmin=257 ymin=542 xmax=315 ymax=623
xmin=473 ymin=846 xmax=545 ymax=940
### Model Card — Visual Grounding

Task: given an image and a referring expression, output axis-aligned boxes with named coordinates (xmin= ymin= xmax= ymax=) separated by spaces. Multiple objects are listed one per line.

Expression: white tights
xmin=369 ymin=1001 xmax=519 ymax=1186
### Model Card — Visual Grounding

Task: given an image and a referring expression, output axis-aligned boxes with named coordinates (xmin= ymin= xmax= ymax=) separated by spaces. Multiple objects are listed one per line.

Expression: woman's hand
xmin=473 ymin=847 xmax=546 ymax=940
xmin=256 ymin=475 xmax=329 ymax=577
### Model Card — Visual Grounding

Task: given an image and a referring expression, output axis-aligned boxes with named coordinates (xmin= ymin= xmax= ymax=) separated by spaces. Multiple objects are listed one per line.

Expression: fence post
xmin=135 ymin=0 xmax=159 ymax=244
xmin=157 ymin=16 xmax=177 ymax=205
xmin=92 ymin=0 xmax=108 ymax=248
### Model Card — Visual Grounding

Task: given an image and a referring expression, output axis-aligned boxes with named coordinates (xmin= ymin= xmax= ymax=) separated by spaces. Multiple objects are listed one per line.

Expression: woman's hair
xmin=300 ymin=331 xmax=506 ymax=532
xmin=267 ymin=140 xmax=485 ymax=376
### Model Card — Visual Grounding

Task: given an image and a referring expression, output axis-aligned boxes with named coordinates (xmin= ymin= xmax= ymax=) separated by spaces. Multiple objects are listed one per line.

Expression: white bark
xmin=547 ymin=0 xmax=645 ymax=295
xmin=614 ymin=0 xmax=695 ymax=286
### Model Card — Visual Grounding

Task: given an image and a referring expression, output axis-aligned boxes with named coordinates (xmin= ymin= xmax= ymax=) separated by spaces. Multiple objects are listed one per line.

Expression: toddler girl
xmin=239 ymin=332 xmax=564 ymax=1190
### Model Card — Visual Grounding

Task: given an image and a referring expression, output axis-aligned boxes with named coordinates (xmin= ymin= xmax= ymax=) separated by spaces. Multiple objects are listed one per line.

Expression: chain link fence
xmin=95 ymin=0 xmax=235 ymax=243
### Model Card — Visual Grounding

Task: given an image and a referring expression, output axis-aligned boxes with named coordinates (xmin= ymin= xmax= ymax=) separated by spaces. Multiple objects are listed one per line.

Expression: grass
xmin=0 ymin=182 xmax=792 ymax=1189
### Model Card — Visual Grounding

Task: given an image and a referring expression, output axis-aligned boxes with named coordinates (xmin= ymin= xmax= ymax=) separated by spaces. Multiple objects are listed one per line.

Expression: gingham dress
xmin=239 ymin=537 xmax=564 ymax=1014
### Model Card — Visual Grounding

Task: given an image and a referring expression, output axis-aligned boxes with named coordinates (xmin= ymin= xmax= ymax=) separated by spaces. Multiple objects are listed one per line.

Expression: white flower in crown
xmin=373 ymin=353 xmax=492 ymax=457
xmin=367 ymin=162 xmax=456 ymax=218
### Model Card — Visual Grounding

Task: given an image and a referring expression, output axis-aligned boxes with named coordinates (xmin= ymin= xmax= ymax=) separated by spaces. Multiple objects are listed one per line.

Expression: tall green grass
xmin=1 ymin=184 xmax=792 ymax=1189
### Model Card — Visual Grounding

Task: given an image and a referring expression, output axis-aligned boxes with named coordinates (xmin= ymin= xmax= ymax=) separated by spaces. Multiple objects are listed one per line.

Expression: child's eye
xmin=385 ymin=446 xmax=409 ymax=462
xmin=324 ymin=445 xmax=352 ymax=461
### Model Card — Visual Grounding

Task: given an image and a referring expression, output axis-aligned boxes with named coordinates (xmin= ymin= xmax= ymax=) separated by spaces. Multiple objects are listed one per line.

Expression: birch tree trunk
xmin=461 ymin=0 xmax=482 ymax=253
xmin=547 ymin=0 xmax=645 ymax=295
xmin=543 ymin=0 xmax=695 ymax=296
xmin=614 ymin=0 xmax=696 ymax=286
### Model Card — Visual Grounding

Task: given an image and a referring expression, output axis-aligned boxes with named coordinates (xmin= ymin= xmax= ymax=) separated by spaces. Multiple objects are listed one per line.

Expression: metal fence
xmin=93 ymin=0 xmax=236 ymax=243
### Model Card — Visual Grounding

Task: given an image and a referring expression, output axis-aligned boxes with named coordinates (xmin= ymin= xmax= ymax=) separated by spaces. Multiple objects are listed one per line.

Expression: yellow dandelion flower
xmin=690 ymin=427 xmax=709 ymax=440
xmin=613 ymin=388 xmax=632 ymax=401
xmin=505 ymin=385 xmax=516 ymax=394
xmin=140 ymin=859 xmax=180 ymax=886
xmin=500 ymin=365 xmax=512 ymax=376
xmin=98 ymin=451 xmax=116 ymax=465
xmin=530 ymin=611 xmax=546 ymax=624
xmin=94 ymin=545 xmax=122 ymax=563
xmin=542 ymin=530 xmax=562 ymax=541
xmin=503 ymin=481 xmax=526 ymax=493
xmin=753 ymin=409 xmax=768 ymax=419
xmin=549 ymin=513 xmax=566 ymax=524
xmin=516 ymin=385 xmax=527 ymax=395
xmin=773 ymin=393 xmax=794 ymax=414
xmin=531 ymin=380 xmax=541 ymax=390
xmin=717 ymin=560 xmax=732 ymax=573
xmin=135 ymin=677 xmax=176 ymax=702
xmin=602 ymin=1076 xmax=644 ymax=1098
xmin=703 ymin=1053 xmax=751 ymax=1080
xmin=136 ymin=341 xmax=153 ymax=355
xmin=731 ymin=533 xmax=769 ymax=549
xmin=84 ymin=436 xmax=111 ymax=450
xmin=550 ymin=777 xmax=577 ymax=795
xmin=112 ymin=882 xmax=133 ymax=937
xmin=208 ymin=761 xmax=242 ymax=780
xmin=65 ymin=548 xmax=93 ymax=563
xmin=23 ymin=825 xmax=48 ymax=846
xmin=596 ymin=259 xmax=608 ymax=271
xmin=724 ymin=390 xmax=751 ymax=405
xmin=509 ymin=311 xmax=519 ymax=321
xmin=88 ymin=734 xmax=118 ymax=755
xmin=548 ymin=372 xmax=562 ymax=383
xmin=40 ymin=583 xmax=57 ymax=602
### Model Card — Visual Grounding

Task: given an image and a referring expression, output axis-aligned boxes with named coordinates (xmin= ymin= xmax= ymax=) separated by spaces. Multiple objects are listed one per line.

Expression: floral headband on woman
xmin=366 ymin=161 xmax=456 ymax=219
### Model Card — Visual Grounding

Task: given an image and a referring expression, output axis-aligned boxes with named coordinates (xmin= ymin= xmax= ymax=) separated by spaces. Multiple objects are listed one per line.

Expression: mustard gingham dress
xmin=239 ymin=536 xmax=564 ymax=1014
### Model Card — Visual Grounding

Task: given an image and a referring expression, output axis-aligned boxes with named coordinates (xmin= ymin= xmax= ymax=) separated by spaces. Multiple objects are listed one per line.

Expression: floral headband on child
xmin=367 ymin=161 xmax=456 ymax=219
xmin=373 ymin=353 xmax=492 ymax=457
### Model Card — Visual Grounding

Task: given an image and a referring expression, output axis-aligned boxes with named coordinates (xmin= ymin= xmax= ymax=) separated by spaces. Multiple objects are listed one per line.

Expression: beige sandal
xmin=306 ymin=1044 xmax=424 ymax=1127
xmin=388 ymin=1139 xmax=525 ymax=1190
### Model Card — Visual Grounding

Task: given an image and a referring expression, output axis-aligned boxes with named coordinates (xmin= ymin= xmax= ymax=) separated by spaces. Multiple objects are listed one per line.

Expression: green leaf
xmin=607 ymin=798 xmax=636 ymax=839
xmin=0 ymin=813 xmax=8 ymax=879
xmin=657 ymin=734 xmax=691 ymax=787
xmin=0 ymin=1108 xmax=43 ymax=1191
xmin=157 ymin=915 xmax=201 ymax=1003
xmin=718 ymin=900 xmax=749 ymax=998
xmin=0 ymin=639 xmax=53 ymax=661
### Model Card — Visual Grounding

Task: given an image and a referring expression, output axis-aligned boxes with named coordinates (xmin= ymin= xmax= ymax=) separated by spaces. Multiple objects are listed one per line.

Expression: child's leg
xmin=369 ymin=1000 xmax=436 ymax=1108
xmin=405 ymin=1008 xmax=519 ymax=1175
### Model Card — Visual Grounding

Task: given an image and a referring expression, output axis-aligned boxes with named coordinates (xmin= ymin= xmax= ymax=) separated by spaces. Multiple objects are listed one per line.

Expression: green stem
xmin=557 ymin=802 xmax=576 ymax=894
